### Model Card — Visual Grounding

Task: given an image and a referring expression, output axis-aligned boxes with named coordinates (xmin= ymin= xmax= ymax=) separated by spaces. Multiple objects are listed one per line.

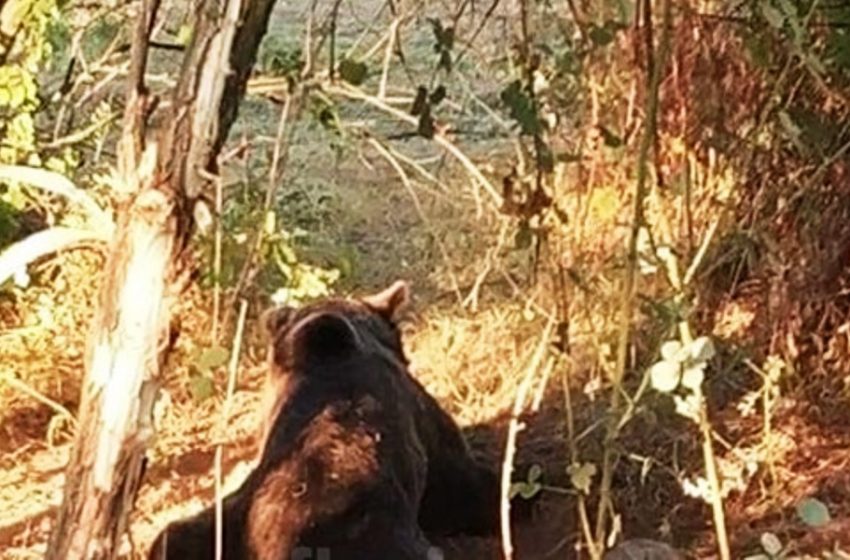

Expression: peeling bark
xmin=46 ymin=0 xmax=277 ymax=558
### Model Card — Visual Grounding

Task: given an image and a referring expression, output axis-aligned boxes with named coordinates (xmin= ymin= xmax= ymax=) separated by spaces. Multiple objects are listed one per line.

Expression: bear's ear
xmin=361 ymin=280 xmax=410 ymax=321
xmin=261 ymin=306 xmax=295 ymax=339
xmin=290 ymin=312 xmax=362 ymax=365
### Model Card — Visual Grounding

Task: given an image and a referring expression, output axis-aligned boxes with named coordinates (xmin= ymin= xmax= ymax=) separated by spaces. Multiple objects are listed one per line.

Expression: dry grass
xmin=3 ymin=4 xmax=850 ymax=559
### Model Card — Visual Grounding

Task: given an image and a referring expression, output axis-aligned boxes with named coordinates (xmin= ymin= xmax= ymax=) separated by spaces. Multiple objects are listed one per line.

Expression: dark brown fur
xmin=149 ymin=282 xmax=503 ymax=560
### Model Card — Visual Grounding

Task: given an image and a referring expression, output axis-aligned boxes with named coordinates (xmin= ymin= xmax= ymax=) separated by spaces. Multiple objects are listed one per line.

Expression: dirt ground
xmin=3 ymin=2 xmax=850 ymax=557
xmin=3 ymin=151 xmax=850 ymax=559
xmin=0 ymin=159 xmax=569 ymax=559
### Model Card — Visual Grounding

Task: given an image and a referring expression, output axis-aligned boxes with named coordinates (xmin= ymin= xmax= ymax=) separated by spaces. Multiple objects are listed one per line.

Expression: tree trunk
xmin=46 ymin=0 xmax=276 ymax=558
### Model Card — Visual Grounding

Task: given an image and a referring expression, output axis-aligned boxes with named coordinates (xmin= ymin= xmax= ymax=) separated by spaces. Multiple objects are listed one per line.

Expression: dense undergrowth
xmin=2 ymin=0 xmax=850 ymax=558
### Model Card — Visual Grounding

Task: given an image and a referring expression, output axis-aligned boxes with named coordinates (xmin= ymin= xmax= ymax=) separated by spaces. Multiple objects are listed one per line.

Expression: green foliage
xmin=598 ymin=125 xmax=623 ymax=149
xmin=0 ymin=199 xmax=21 ymax=247
xmin=0 ymin=0 xmax=72 ymax=259
xmin=0 ymin=66 xmax=38 ymax=110
xmin=338 ymin=58 xmax=368 ymax=85
xmin=267 ymin=226 xmax=339 ymax=306
xmin=649 ymin=336 xmax=716 ymax=390
xmin=428 ymin=18 xmax=454 ymax=72
xmin=500 ymin=80 xmax=539 ymax=135
xmin=410 ymin=85 xmax=447 ymax=139
xmin=188 ymin=374 xmax=215 ymax=402
xmin=567 ymin=462 xmax=597 ymax=495
xmin=197 ymin=345 xmax=229 ymax=373
xmin=187 ymin=344 xmax=229 ymax=402
xmin=510 ymin=464 xmax=543 ymax=499
xmin=309 ymin=96 xmax=343 ymax=135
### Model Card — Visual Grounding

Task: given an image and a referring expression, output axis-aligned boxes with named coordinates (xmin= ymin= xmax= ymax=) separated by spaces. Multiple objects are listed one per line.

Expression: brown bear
xmin=149 ymin=281 xmax=503 ymax=560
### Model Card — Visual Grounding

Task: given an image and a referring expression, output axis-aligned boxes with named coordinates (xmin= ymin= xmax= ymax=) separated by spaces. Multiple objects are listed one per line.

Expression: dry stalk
xmin=214 ymin=299 xmax=249 ymax=560
xmin=226 ymin=93 xmax=294 ymax=327
xmin=500 ymin=316 xmax=555 ymax=560
xmin=560 ymin=358 xmax=599 ymax=559
xmin=0 ymin=369 xmax=78 ymax=430
xmin=378 ymin=17 xmax=401 ymax=99
xmin=211 ymin=167 xmax=224 ymax=344
xmin=594 ymin=0 xmax=672 ymax=554
xmin=324 ymin=82 xmax=503 ymax=208
xmin=368 ymin=137 xmax=463 ymax=305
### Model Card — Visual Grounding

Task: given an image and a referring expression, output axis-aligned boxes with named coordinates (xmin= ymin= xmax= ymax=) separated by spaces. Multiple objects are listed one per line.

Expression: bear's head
xmin=261 ymin=280 xmax=410 ymax=377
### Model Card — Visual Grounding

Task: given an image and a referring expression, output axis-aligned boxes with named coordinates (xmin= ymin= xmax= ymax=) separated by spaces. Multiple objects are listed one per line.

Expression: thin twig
xmin=378 ymin=17 xmax=401 ymax=99
xmin=381 ymin=144 xmax=453 ymax=196
xmin=211 ymin=163 xmax=224 ymax=344
xmin=328 ymin=0 xmax=344 ymax=81
xmin=683 ymin=219 xmax=719 ymax=287
xmin=0 ymin=370 xmax=78 ymax=430
xmin=463 ymin=219 xmax=509 ymax=312
xmin=454 ymin=0 xmax=501 ymax=68
xmin=43 ymin=112 xmax=119 ymax=150
xmin=325 ymin=82 xmax=503 ymax=207
xmin=595 ymin=0 xmax=672 ymax=552
xmin=501 ymin=316 xmax=555 ymax=560
xmin=368 ymin=138 xmax=464 ymax=305
xmin=226 ymin=94 xmax=295 ymax=328
xmin=214 ymin=299 xmax=249 ymax=560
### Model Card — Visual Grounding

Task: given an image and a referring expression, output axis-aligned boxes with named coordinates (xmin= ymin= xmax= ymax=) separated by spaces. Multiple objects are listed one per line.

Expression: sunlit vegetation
xmin=1 ymin=0 xmax=849 ymax=558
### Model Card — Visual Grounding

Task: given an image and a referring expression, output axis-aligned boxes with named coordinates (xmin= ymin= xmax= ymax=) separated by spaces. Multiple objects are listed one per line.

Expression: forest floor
xmin=2 ymin=1 xmax=850 ymax=559
xmin=2 ymin=148 xmax=850 ymax=559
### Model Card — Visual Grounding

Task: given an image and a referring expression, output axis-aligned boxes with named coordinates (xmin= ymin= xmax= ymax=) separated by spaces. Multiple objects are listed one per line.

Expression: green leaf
xmin=338 ymin=58 xmax=368 ymax=85
xmin=567 ymin=462 xmax=597 ymax=495
xmin=673 ymin=393 xmax=700 ymax=421
xmin=500 ymin=80 xmax=539 ymax=135
xmin=510 ymin=480 xmax=541 ymax=499
xmin=760 ymin=532 xmax=783 ymax=556
xmin=189 ymin=375 xmax=215 ymax=402
xmin=417 ymin=104 xmax=435 ymax=139
xmin=198 ymin=345 xmax=229 ymax=373
xmin=411 ymin=86 xmax=428 ymax=116
xmin=429 ymin=19 xmax=454 ymax=51
xmin=528 ymin=464 xmax=542 ymax=483
xmin=649 ymin=360 xmax=680 ymax=393
xmin=438 ymin=50 xmax=453 ymax=73
xmin=796 ymin=497 xmax=831 ymax=527
xmin=429 ymin=85 xmax=447 ymax=106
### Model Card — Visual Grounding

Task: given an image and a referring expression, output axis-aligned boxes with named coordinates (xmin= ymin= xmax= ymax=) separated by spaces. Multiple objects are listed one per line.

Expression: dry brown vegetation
xmin=2 ymin=0 xmax=850 ymax=558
